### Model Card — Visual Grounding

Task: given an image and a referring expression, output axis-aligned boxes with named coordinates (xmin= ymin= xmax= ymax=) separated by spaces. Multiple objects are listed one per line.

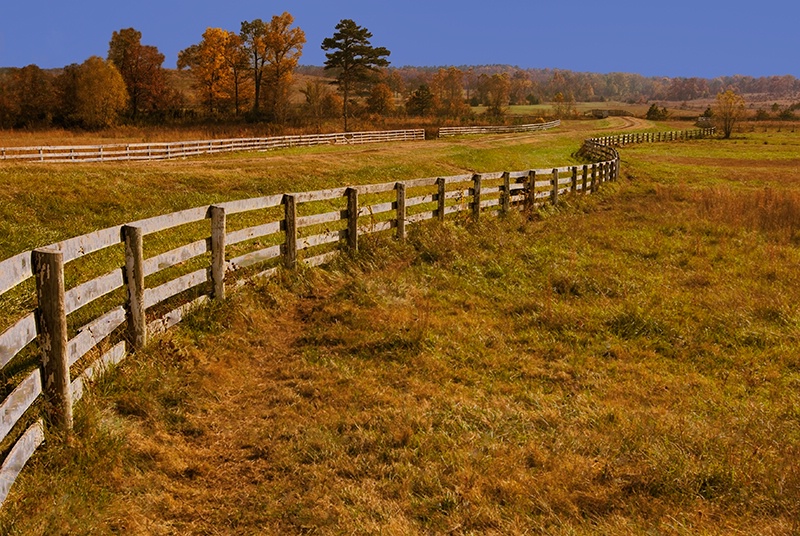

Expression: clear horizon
xmin=1 ymin=0 xmax=798 ymax=79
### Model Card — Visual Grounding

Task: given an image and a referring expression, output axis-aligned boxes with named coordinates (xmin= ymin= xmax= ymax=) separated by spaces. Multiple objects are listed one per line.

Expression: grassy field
xmin=1 ymin=121 xmax=799 ymax=534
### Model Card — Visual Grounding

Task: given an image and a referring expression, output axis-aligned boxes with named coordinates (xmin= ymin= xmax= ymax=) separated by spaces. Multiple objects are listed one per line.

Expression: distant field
xmin=2 ymin=122 xmax=799 ymax=534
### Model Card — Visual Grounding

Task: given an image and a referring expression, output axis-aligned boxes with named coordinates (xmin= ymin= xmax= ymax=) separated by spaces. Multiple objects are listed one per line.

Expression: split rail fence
xmin=0 ymin=127 xmax=710 ymax=505
xmin=0 ymin=129 xmax=425 ymax=163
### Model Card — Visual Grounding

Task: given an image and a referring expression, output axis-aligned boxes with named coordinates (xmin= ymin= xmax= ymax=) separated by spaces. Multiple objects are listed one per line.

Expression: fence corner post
xmin=210 ymin=206 xmax=226 ymax=300
xmin=346 ymin=187 xmax=359 ymax=252
xmin=33 ymin=249 xmax=73 ymax=432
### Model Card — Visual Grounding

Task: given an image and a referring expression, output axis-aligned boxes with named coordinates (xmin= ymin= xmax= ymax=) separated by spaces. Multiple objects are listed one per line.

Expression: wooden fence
xmin=438 ymin=120 xmax=561 ymax=137
xmin=0 ymin=129 xmax=425 ymax=163
xmin=0 ymin=141 xmax=624 ymax=504
xmin=588 ymin=127 xmax=716 ymax=147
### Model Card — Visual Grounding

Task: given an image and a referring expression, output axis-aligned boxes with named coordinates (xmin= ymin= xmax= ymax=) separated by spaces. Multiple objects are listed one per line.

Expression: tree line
xmin=1 ymin=11 xmax=799 ymax=131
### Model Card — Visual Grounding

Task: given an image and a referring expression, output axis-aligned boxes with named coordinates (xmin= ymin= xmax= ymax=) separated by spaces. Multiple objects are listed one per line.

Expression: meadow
xmin=1 ymin=119 xmax=799 ymax=534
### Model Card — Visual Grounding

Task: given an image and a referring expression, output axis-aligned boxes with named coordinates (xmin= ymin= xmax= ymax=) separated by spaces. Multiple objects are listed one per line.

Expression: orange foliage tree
xmin=108 ymin=28 xmax=169 ymax=118
xmin=262 ymin=12 xmax=305 ymax=122
xmin=178 ymin=28 xmax=241 ymax=115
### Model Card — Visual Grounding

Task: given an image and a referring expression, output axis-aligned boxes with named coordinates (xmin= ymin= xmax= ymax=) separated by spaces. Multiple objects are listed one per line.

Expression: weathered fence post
xmin=582 ymin=165 xmax=588 ymax=194
xmin=571 ymin=166 xmax=578 ymax=193
xmin=33 ymin=249 xmax=73 ymax=432
xmin=437 ymin=177 xmax=446 ymax=221
xmin=210 ymin=206 xmax=226 ymax=300
xmin=551 ymin=169 xmax=559 ymax=205
xmin=591 ymin=164 xmax=598 ymax=193
xmin=526 ymin=170 xmax=537 ymax=210
xmin=501 ymin=172 xmax=511 ymax=214
xmin=472 ymin=174 xmax=482 ymax=221
xmin=284 ymin=195 xmax=297 ymax=269
xmin=123 ymin=225 xmax=146 ymax=351
xmin=396 ymin=182 xmax=407 ymax=241
xmin=347 ymin=187 xmax=359 ymax=252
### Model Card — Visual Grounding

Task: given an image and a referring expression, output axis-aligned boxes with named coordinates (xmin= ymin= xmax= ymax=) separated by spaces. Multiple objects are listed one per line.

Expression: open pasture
xmin=1 ymin=122 xmax=799 ymax=534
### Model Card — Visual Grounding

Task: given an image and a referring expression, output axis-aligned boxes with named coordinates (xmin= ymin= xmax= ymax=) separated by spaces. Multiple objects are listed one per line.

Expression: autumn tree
xmin=300 ymin=79 xmax=341 ymax=130
xmin=261 ymin=12 xmax=305 ymax=122
xmin=430 ymin=67 xmax=469 ymax=118
xmin=367 ymin=82 xmax=394 ymax=115
xmin=509 ymin=70 xmax=532 ymax=105
xmin=240 ymin=19 xmax=269 ymax=114
xmin=322 ymin=19 xmax=390 ymax=131
xmin=713 ymin=89 xmax=746 ymax=138
xmin=108 ymin=28 xmax=169 ymax=118
xmin=58 ymin=57 xmax=128 ymax=129
xmin=481 ymin=73 xmax=511 ymax=116
xmin=0 ymin=65 xmax=56 ymax=128
xmin=405 ymin=85 xmax=434 ymax=117
xmin=178 ymin=28 xmax=239 ymax=115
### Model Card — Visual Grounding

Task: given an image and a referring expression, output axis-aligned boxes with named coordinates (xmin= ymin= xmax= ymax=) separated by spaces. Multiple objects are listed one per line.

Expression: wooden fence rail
xmin=0 ymin=128 xmax=705 ymax=505
xmin=438 ymin=120 xmax=561 ymax=137
xmin=0 ymin=129 xmax=425 ymax=163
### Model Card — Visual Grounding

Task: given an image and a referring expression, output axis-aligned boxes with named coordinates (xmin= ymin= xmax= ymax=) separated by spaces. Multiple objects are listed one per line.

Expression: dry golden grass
xmin=2 ymin=125 xmax=800 ymax=534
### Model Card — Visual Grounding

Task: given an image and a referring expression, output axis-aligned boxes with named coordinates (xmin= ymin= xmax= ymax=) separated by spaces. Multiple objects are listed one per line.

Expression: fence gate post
xmin=347 ymin=188 xmax=359 ymax=252
xmin=33 ymin=249 xmax=73 ymax=432
xmin=123 ymin=225 xmax=147 ymax=351
xmin=210 ymin=206 xmax=226 ymax=300
xmin=284 ymin=195 xmax=297 ymax=269
xmin=472 ymin=174 xmax=482 ymax=221
xmin=396 ymin=182 xmax=407 ymax=241
xmin=437 ymin=177 xmax=446 ymax=221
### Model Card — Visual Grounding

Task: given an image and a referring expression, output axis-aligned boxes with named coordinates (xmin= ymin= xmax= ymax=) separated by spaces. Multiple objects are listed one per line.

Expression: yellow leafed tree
xmin=263 ymin=12 xmax=305 ymax=122
xmin=178 ymin=28 xmax=240 ymax=115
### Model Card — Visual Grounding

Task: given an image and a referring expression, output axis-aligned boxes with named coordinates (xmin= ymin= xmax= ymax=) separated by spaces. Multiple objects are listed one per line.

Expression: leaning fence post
xmin=437 ymin=177 xmax=446 ymax=221
xmin=472 ymin=174 xmax=482 ymax=221
xmin=33 ymin=249 xmax=73 ymax=432
xmin=347 ymin=187 xmax=359 ymax=252
xmin=396 ymin=182 xmax=407 ymax=241
xmin=123 ymin=225 xmax=146 ymax=351
xmin=210 ymin=206 xmax=226 ymax=300
xmin=284 ymin=194 xmax=297 ymax=269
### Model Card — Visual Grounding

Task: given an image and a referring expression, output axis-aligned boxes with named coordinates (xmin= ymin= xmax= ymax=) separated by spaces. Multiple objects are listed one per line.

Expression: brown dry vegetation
xmin=1 ymin=124 xmax=800 ymax=534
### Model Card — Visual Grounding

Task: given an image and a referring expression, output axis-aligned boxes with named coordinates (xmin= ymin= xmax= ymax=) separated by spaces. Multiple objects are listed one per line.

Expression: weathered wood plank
xmin=228 ymin=245 xmax=282 ymax=271
xmin=360 ymin=202 xmax=394 ymax=216
xmin=214 ymin=195 xmax=284 ymax=215
xmin=359 ymin=221 xmax=394 ymax=235
xmin=401 ymin=177 xmax=439 ymax=189
xmin=0 ymin=370 xmax=41 ymax=444
xmin=356 ymin=182 xmax=396 ymax=195
xmin=297 ymin=210 xmax=345 ymax=229
xmin=480 ymin=186 xmax=502 ymax=195
xmin=53 ymin=226 xmax=123 ymax=263
xmin=0 ymin=420 xmax=45 ymax=505
xmin=143 ymin=239 xmax=209 ymax=277
xmin=130 ymin=207 xmax=208 ymax=235
xmin=508 ymin=171 xmax=529 ymax=180
xmin=293 ymin=187 xmax=348 ymax=204
xmin=143 ymin=268 xmax=208 ymax=309
xmin=0 ymin=314 xmax=37 ymax=370
xmin=298 ymin=230 xmax=347 ymax=251
xmin=0 ymin=251 xmax=33 ymax=297
xmin=444 ymin=189 xmax=472 ymax=201
xmin=226 ymin=222 xmax=281 ymax=246
xmin=67 ymin=306 xmax=127 ymax=367
xmin=405 ymin=194 xmax=436 ymax=207
xmin=443 ymin=205 xmax=462 ymax=216
xmin=63 ymin=269 xmax=124 ymax=316
xmin=480 ymin=199 xmax=501 ymax=209
xmin=147 ymin=295 xmax=209 ymax=336
xmin=407 ymin=211 xmax=436 ymax=223
xmin=481 ymin=172 xmax=505 ymax=181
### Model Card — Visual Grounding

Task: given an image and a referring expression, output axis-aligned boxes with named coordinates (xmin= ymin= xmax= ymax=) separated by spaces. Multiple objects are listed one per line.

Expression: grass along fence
xmin=0 ymin=141 xmax=623 ymax=506
xmin=0 ymin=129 xmax=425 ymax=163
xmin=588 ymin=127 xmax=716 ymax=147
xmin=438 ymin=120 xmax=561 ymax=137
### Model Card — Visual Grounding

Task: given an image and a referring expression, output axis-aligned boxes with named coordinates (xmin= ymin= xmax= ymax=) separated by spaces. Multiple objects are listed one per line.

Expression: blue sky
xmin=1 ymin=0 xmax=798 ymax=78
